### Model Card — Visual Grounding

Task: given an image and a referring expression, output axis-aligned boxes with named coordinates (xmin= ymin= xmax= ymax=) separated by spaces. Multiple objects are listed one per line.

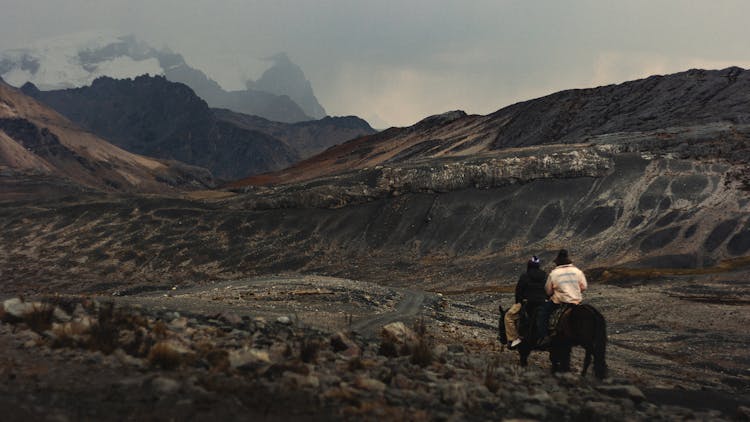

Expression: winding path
xmin=351 ymin=290 xmax=428 ymax=336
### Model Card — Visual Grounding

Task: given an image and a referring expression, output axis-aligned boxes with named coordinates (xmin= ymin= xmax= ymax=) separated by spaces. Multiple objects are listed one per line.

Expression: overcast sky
xmin=2 ymin=0 xmax=749 ymax=127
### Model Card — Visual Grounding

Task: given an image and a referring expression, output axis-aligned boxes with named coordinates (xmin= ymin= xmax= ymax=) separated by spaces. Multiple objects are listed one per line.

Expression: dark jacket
xmin=515 ymin=267 xmax=548 ymax=305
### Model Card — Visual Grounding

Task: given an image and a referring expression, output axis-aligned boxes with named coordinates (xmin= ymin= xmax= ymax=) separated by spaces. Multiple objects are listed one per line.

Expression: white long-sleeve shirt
xmin=545 ymin=264 xmax=587 ymax=304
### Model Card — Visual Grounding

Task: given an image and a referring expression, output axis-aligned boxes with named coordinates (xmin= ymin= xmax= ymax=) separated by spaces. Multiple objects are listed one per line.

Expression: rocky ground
xmin=1 ymin=275 xmax=748 ymax=421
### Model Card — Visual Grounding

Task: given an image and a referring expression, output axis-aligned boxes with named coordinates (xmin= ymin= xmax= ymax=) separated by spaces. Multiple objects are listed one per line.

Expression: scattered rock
xmin=2 ymin=298 xmax=35 ymax=320
xmin=229 ymin=348 xmax=271 ymax=370
xmin=151 ymin=376 xmax=181 ymax=396
xmin=276 ymin=316 xmax=292 ymax=325
xmin=380 ymin=321 xmax=418 ymax=355
xmin=596 ymin=384 xmax=646 ymax=403
xmin=521 ymin=403 xmax=548 ymax=420
xmin=52 ymin=307 xmax=71 ymax=322
xmin=283 ymin=372 xmax=320 ymax=389
xmin=218 ymin=311 xmax=242 ymax=326
xmin=354 ymin=376 xmax=386 ymax=393
xmin=330 ymin=331 xmax=360 ymax=357
xmin=440 ymin=382 xmax=469 ymax=406
xmin=581 ymin=401 xmax=623 ymax=421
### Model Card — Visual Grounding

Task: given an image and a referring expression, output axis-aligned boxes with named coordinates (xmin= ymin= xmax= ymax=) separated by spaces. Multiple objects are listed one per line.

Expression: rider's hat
xmin=554 ymin=249 xmax=572 ymax=265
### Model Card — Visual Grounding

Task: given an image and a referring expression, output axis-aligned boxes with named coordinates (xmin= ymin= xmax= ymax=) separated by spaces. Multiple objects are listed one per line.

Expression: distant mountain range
xmin=0 ymin=78 xmax=212 ymax=193
xmin=0 ymin=32 xmax=326 ymax=123
xmin=237 ymin=66 xmax=750 ymax=185
xmin=22 ymin=75 xmax=375 ymax=180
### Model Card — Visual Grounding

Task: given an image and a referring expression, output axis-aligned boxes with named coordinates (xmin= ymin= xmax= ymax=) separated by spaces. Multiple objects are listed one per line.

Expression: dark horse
xmin=499 ymin=303 xmax=608 ymax=379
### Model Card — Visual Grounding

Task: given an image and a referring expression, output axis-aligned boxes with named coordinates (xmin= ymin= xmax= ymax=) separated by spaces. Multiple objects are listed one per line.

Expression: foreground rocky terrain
xmin=1 ymin=275 xmax=747 ymax=420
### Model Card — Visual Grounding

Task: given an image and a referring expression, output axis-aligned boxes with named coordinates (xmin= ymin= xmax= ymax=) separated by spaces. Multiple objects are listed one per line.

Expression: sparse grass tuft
xmin=88 ymin=301 xmax=119 ymax=354
xmin=410 ymin=318 xmax=433 ymax=367
xmin=195 ymin=342 xmax=230 ymax=372
xmin=148 ymin=341 xmax=183 ymax=370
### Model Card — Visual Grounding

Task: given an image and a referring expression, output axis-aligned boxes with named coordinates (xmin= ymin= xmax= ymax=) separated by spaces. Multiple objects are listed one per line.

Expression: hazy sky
xmin=2 ymin=1 xmax=749 ymax=127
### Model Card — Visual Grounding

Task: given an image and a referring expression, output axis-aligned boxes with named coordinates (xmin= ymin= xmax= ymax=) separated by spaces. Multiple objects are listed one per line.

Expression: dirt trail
xmin=351 ymin=290 xmax=427 ymax=335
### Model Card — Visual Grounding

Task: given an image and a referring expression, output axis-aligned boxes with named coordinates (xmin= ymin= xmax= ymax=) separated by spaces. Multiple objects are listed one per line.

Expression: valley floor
xmin=1 ymin=273 xmax=748 ymax=420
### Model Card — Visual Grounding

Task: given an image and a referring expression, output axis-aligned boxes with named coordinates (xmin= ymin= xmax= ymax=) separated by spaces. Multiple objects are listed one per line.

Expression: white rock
xmin=276 ymin=316 xmax=292 ymax=325
xmin=151 ymin=376 xmax=181 ymax=396
xmin=229 ymin=348 xmax=271 ymax=369
xmin=53 ymin=307 xmax=71 ymax=322
xmin=381 ymin=321 xmax=418 ymax=349
xmin=3 ymin=298 xmax=34 ymax=319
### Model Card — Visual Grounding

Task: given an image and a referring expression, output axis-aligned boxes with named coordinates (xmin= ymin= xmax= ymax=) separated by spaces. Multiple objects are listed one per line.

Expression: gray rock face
xmin=257 ymin=67 xmax=750 ymax=185
xmin=22 ymin=76 xmax=299 ymax=179
xmin=247 ymin=53 xmax=327 ymax=120
xmin=486 ymin=67 xmax=750 ymax=149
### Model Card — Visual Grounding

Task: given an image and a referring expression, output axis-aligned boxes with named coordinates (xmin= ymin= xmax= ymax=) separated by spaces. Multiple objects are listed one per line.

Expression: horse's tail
xmin=587 ymin=304 xmax=608 ymax=379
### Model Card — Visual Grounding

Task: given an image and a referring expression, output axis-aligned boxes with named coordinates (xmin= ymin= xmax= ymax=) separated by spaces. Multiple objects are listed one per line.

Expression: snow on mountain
xmin=0 ymin=31 xmax=163 ymax=90
xmin=0 ymin=32 xmax=329 ymax=123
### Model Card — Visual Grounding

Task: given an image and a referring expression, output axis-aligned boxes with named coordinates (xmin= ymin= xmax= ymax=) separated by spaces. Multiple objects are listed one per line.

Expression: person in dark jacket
xmin=505 ymin=255 xmax=548 ymax=348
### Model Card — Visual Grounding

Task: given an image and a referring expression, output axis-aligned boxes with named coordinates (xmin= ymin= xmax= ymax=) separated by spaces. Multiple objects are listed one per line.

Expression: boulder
xmin=380 ymin=321 xmax=418 ymax=354
xmin=2 ymin=298 xmax=36 ymax=320
xmin=228 ymin=347 xmax=271 ymax=370
xmin=354 ymin=376 xmax=386 ymax=393
xmin=330 ymin=331 xmax=360 ymax=357
xmin=151 ymin=376 xmax=181 ymax=396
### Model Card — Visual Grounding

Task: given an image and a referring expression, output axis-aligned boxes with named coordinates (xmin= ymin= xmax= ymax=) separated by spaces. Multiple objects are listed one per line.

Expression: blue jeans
xmin=537 ymin=301 xmax=557 ymax=338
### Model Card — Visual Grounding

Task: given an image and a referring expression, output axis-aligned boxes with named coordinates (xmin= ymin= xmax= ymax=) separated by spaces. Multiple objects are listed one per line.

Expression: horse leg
xmin=562 ymin=345 xmax=572 ymax=372
xmin=593 ymin=339 xmax=608 ymax=379
xmin=553 ymin=344 xmax=571 ymax=373
xmin=519 ymin=348 xmax=530 ymax=367
xmin=581 ymin=347 xmax=592 ymax=377
xmin=549 ymin=346 xmax=560 ymax=373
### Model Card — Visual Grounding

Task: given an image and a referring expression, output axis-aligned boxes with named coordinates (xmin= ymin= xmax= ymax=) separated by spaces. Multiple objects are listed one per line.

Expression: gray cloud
xmin=2 ymin=0 xmax=749 ymax=127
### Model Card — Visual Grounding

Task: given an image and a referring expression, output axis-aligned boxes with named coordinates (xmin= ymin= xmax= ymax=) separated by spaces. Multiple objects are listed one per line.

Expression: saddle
xmin=548 ymin=303 xmax=574 ymax=336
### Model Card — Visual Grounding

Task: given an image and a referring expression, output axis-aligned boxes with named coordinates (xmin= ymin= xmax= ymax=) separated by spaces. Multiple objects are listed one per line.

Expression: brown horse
xmin=499 ymin=303 xmax=608 ymax=379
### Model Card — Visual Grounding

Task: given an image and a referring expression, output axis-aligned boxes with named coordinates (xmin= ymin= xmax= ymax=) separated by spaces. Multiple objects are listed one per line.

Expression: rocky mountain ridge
xmin=23 ymin=75 xmax=376 ymax=180
xmin=0 ymin=79 xmax=212 ymax=193
xmin=241 ymin=67 xmax=750 ymax=185
xmin=22 ymin=75 xmax=299 ymax=180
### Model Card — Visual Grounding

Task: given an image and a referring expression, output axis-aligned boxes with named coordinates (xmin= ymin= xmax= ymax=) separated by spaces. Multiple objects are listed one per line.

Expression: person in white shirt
xmin=537 ymin=249 xmax=587 ymax=346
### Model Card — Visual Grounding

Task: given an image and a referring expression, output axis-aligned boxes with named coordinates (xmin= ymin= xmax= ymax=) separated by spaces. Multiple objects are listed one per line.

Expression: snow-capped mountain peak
xmin=0 ymin=31 xmax=164 ymax=90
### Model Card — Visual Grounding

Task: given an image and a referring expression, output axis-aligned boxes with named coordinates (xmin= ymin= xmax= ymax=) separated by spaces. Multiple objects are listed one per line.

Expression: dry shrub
xmin=347 ymin=356 xmax=365 ymax=371
xmin=410 ymin=318 xmax=433 ymax=367
xmin=195 ymin=342 xmax=230 ymax=372
xmin=148 ymin=341 xmax=184 ymax=370
xmin=88 ymin=302 xmax=119 ymax=354
xmin=151 ymin=320 xmax=169 ymax=338
xmin=484 ymin=358 xmax=501 ymax=393
xmin=51 ymin=320 xmax=91 ymax=348
xmin=24 ymin=303 xmax=55 ymax=333
xmin=300 ymin=338 xmax=320 ymax=363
